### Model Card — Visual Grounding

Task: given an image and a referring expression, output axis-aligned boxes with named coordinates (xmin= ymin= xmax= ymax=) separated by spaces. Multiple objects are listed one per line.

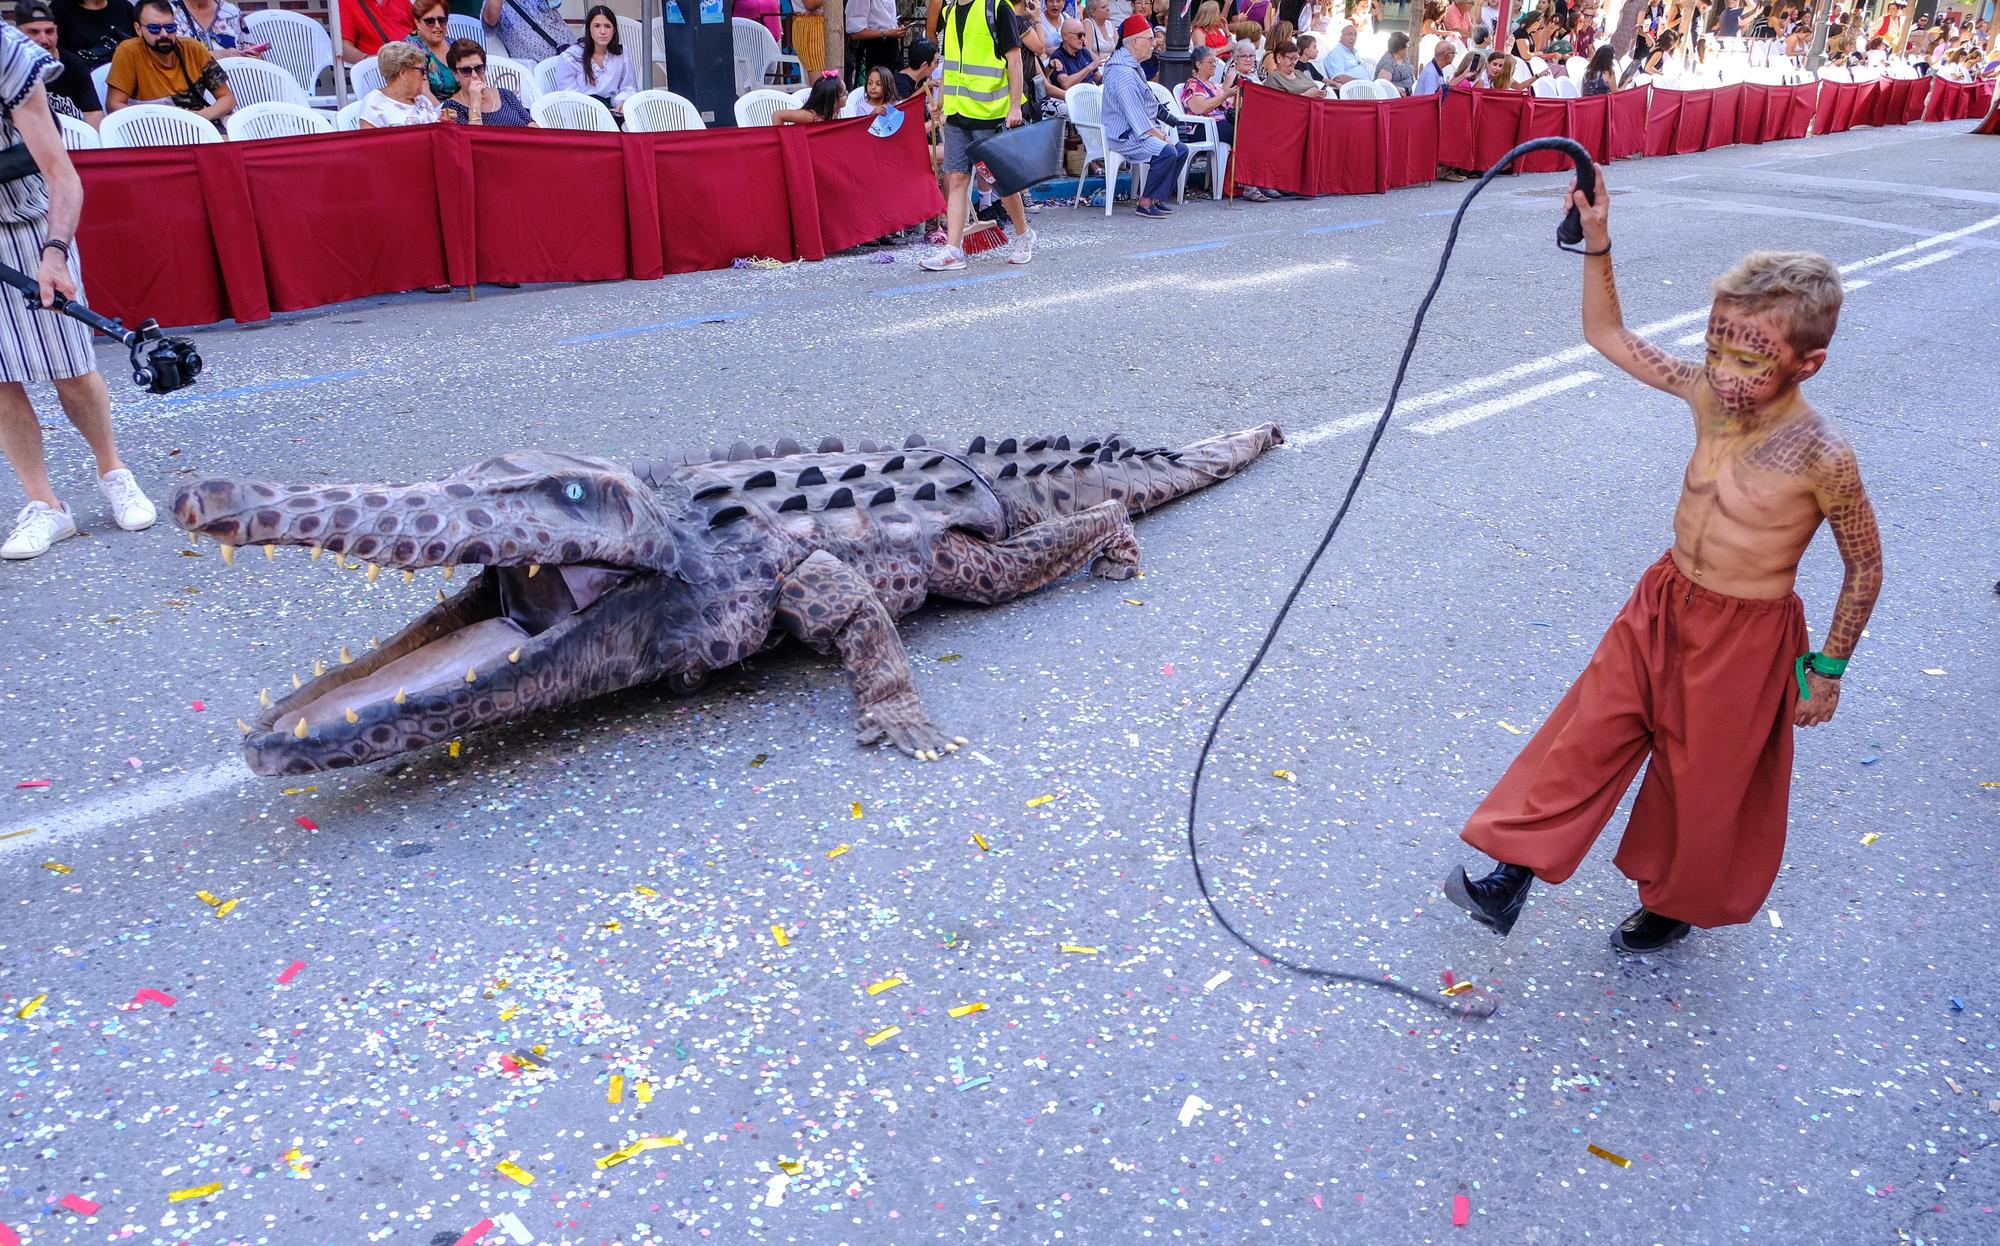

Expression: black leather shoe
xmin=1610 ymin=907 xmax=1693 ymax=954
xmin=1443 ymin=862 xmax=1535 ymax=937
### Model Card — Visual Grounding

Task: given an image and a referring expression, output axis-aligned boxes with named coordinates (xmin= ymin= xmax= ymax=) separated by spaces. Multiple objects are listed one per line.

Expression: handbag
xmin=499 ymin=0 xmax=574 ymax=57
xmin=966 ymin=117 xmax=1065 ymax=196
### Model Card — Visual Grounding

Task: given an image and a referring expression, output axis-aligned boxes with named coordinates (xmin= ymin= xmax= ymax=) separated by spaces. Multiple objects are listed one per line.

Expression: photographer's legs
xmin=51 ymin=371 xmax=123 ymax=478
xmin=53 ymin=370 xmax=152 ymax=532
xmin=0 ymin=380 xmax=56 ymax=507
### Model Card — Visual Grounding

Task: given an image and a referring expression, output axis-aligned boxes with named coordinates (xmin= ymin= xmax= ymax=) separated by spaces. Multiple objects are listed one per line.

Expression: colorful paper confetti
xmin=826 ymin=843 xmax=850 ymax=859
xmin=40 ymin=861 xmax=70 ymax=875
xmin=864 ymin=1025 xmax=901 ymax=1047
xmin=276 ymin=959 xmax=305 ymax=984
xmin=865 ymin=977 xmax=903 ymax=995
xmin=770 ymin=925 xmax=790 ymax=947
xmin=1860 ymin=832 xmax=1879 ymax=846
xmin=1025 ymin=794 xmax=1055 ymax=808
xmin=849 ymin=801 xmax=863 ymax=819
xmin=58 ymin=1193 xmax=98 ymax=1214
xmin=1203 ymin=970 xmax=1232 ymax=991
xmin=607 ymin=1074 xmax=624 ymax=1103
xmin=213 ymin=898 xmax=240 ymax=919
xmin=1497 ymin=721 xmax=1524 ymax=735
xmin=15 ymin=994 xmax=46 ymax=1019
xmin=970 ymin=832 xmax=990 ymax=852
xmin=1453 ymin=1194 xmax=1471 ymax=1226
xmin=1587 ymin=1144 xmax=1632 ymax=1169
xmin=294 ymin=816 xmax=318 ymax=830
xmin=1271 ymin=769 xmax=1296 ymax=782
xmin=594 ymin=1135 xmax=682 ymax=1170
xmin=948 ymin=1001 xmax=987 ymax=1018
xmin=495 ymin=1159 xmax=535 ymax=1185
xmin=1060 ymin=944 xmax=1098 ymax=954
xmin=133 ymin=987 xmax=177 ymax=1008
xmin=451 ymin=1218 xmax=495 ymax=1246
xmin=168 ymin=1181 xmax=222 ymax=1202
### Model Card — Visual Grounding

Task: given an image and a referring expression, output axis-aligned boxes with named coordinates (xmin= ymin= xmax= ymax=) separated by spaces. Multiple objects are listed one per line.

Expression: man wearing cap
xmin=1101 ymin=14 xmax=1183 ymax=219
xmin=13 ymin=2 xmax=102 ymax=124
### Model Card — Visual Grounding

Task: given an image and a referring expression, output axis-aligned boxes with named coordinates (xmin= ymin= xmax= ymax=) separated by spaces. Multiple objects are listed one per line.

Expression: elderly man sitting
xmin=1102 ymin=14 xmax=1185 ymax=218
xmin=1321 ymin=21 xmax=1371 ymax=87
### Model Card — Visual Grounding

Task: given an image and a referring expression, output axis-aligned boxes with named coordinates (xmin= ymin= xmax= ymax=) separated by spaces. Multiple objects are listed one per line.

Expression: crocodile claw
xmin=855 ymin=692 xmax=960 ymax=761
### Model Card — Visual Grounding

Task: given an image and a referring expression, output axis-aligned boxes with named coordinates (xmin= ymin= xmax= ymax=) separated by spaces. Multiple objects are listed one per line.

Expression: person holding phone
xmin=169 ymin=0 xmax=260 ymax=57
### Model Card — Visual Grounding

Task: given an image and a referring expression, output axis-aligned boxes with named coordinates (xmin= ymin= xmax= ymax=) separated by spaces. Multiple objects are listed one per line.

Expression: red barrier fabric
xmin=1236 ymin=85 xmax=1440 ymax=195
xmin=1815 ymin=79 xmax=1873 ymax=135
xmin=1607 ymin=88 xmax=1648 ymax=158
xmin=74 ymin=100 xmax=942 ymax=328
xmin=1922 ymin=76 xmax=1991 ymax=122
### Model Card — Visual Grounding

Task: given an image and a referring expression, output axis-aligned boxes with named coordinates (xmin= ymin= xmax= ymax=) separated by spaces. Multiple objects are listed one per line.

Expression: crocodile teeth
xmin=293 ymin=717 xmax=309 ymax=739
xmin=218 ymin=543 xmax=235 ymax=566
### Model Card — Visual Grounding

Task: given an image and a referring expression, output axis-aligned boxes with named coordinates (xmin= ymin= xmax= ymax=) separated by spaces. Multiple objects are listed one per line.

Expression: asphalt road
xmin=1 ymin=118 xmax=1996 ymax=1246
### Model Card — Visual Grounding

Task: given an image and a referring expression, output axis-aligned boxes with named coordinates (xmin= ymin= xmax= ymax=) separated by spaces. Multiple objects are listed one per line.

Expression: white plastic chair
xmin=733 ymin=87 xmax=797 ymax=126
xmin=101 ymin=103 xmax=222 ymax=148
xmin=57 ymin=112 xmax=100 ymax=150
xmin=731 ymin=17 xmax=802 ymax=94
xmin=1417 ymin=33 xmax=1439 ymax=68
xmin=1512 ymin=57 xmax=1535 ymax=86
xmin=221 ymin=56 xmax=310 ymax=107
xmin=1531 ymin=76 xmax=1561 ymax=97
xmin=245 ymin=9 xmax=336 ymax=104
xmin=349 ymin=56 xmax=385 ymax=97
xmin=1356 ymin=30 xmax=1389 ymax=64
xmin=487 ymin=55 xmax=540 ymax=104
xmin=841 ymin=86 xmax=870 ymax=117
xmin=1063 ymin=84 xmax=1148 ymax=215
xmin=447 ymin=13 xmax=489 ymax=48
xmin=336 ymin=98 xmax=366 ymax=130
xmin=788 ymin=85 xmax=812 ymax=103
xmin=1152 ymin=81 xmax=1223 ymax=202
xmin=1337 ymin=77 xmax=1376 ymax=99
xmin=226 ymin=100 xmax=335 ymax=139
xmin=529 ymin=88 xmax=618 ymax=130
xmin=1816 ymin=64 xmax=1853 ymax=83
xmin=533 ymin=55 xmax=564 ymax=96
xmin=1565 ymin=54 xmax=1588 ymax=80
xmin=91 ymin=62 xmax=111 ymax=105
xmin=1555 ymin=74 xmax=1580 ymax=98
xmin=622 ymin=88 xmax=704 ymax=131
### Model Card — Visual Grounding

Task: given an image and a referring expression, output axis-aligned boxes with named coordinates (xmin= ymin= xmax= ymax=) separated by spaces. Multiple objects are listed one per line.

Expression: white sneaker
xmin=918 ymin=246 xmax=968 ymax=272
xmin=97 ymin=468 xmax=156 ymax=532
xmin=2 ymin=500 xmax=78 ymax=560
xmin=1007 ymin=228 xmax=1036 ymax=266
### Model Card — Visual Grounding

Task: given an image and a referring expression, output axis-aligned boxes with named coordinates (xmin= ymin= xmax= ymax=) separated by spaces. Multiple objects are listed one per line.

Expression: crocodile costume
xmin=172 ymin=424 xmax=1285 ymax=776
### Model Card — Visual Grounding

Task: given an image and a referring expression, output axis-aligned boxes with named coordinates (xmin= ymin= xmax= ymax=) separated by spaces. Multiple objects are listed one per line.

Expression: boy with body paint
xmin=1444 ymin=168 xmax=1885 ymax=953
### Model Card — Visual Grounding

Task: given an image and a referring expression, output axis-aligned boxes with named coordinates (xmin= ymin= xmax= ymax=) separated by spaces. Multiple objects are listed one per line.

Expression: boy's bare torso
xmin=1672 ymin=389 xmax=1841 ymax=601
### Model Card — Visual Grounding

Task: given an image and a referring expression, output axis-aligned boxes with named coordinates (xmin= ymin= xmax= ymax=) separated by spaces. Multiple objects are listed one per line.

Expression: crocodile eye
xmin=563 ymin=482 xmax=585 ymax=502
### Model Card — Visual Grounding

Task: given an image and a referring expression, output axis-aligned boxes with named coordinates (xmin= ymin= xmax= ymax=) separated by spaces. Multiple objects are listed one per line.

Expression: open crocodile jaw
xmin=172 ymin=469 xmax=659 ymax=776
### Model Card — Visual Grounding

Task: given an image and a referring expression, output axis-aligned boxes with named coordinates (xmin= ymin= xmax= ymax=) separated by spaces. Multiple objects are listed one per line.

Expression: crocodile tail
xmin=972 ymin=424 xmax=1285 ymax=528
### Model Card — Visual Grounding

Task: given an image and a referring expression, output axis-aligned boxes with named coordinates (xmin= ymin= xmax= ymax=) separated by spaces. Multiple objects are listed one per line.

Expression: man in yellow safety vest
xmin=921 ymin=0 xmax=1037 ymax=270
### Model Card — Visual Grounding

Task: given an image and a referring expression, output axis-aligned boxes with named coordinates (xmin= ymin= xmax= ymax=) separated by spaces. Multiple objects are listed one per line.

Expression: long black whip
xmin=1185 ymin=138 xmax=1599 ymax=1022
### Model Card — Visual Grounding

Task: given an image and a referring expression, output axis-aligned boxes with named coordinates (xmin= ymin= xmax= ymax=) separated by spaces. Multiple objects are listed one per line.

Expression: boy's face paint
xmin=1702 ymin=303 xmax=1808 ymax=414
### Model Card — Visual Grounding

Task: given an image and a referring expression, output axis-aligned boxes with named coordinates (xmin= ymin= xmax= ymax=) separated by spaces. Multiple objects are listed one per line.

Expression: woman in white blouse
xmin=552 ymin=5 xmax=637 ymax=117
xmin=358 ymin=41 xmax=440 ymax=127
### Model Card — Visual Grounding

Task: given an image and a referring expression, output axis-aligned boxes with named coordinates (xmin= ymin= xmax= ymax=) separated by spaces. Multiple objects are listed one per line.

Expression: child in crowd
xmin=775 ymin=73 xmax=845 ymax=124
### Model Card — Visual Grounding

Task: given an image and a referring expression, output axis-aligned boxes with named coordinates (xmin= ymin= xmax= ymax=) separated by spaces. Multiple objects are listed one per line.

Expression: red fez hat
xmin=1120 ymin=14 xmax=1152 ymax=38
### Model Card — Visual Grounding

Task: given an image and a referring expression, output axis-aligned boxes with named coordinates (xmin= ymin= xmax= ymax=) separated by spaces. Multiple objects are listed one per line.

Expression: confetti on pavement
xmin=1587 ymin=1145 xmax=1633 ymax=1169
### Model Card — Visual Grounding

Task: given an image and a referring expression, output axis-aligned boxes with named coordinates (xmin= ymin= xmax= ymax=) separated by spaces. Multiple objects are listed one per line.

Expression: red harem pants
xmin=1461 ymin=552 xmax=1808 ymax=927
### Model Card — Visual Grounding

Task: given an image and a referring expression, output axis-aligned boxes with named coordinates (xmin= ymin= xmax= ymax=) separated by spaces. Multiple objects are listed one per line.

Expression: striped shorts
xmin=0 ymin=213 xmax=95 ymax=384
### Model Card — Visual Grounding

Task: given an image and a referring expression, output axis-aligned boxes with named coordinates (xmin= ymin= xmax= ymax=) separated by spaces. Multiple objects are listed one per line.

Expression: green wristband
xmin=1794 ymin=652 xmax=1849 ymax=701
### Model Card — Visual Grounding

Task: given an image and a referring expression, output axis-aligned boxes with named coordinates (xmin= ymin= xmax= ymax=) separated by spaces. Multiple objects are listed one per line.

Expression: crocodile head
xmin=173 ymin=451 xmax=709 ymax=776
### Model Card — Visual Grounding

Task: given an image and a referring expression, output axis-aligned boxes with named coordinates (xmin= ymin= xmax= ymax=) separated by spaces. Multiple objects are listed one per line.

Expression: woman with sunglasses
xmin=404 ymin=0 xmax=458 ymax=98
xmin=439 ymin=37 xmax=531 ymax=124
xmin=551 ymin=5 xmax=636 ymax=117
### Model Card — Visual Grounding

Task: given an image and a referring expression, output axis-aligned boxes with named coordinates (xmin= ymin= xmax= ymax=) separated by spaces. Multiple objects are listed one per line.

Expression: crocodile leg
xmin=777 ymin=551 xmax=966 ymax=762
xmin=929 ymin=501 xmax=1143 ymax=605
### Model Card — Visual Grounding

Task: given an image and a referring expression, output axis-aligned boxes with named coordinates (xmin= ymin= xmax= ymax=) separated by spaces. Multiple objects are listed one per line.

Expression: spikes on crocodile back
xmin=967 ymin=435 xmax=987 ymax=455
xmin=774 ymin=437 xmax=802 ymax=457
xmin=818 ymin=437 xmax=844 ymax=454
xmin=728 ymin=441 xmax=754 ymax=461
xmin=905 ymin=434 xmax=928 ymax=448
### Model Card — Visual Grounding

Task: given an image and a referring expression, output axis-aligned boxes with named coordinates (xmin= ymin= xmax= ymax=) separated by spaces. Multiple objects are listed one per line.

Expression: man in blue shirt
xmin=1101 ymin=15 xmax=1184 ymax=218
xmin=1321 ymin=22 xmax=1370 ymax=87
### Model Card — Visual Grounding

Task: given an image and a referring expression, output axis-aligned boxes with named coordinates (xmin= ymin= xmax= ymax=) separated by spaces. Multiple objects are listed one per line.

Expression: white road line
xmin=1408 ymin=371 xmax=1601 ymax=436
xmin=1890 ymin=248 xmax=1960 ymax=273
xmin=1839 ymin=213 xmax=2000 ymax=274
xmin=1294 ymin=212 xmax=2000 ymax=447
xmin=1673 ymin=328 xmax=1707 ymax=346
xmin=1 ymin=758 xmax=255 ymax=858
xmin=1845 ymin=278 xmax=1872 ymax=290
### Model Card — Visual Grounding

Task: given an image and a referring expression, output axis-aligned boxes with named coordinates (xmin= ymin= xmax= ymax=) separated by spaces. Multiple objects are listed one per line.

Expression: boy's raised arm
xmin=1573 ymin=171 xmax=1703 ymax=400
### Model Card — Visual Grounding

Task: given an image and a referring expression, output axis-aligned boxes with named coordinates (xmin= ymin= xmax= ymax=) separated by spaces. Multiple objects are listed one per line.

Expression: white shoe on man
xmin=97 ymin=468 xmax=156 ymax=532
xmin=918 ymin=246 xmax=968 ymax=272
xmin=1007 ymin=228 xmax=1036 ymax=266
xmin=2 ymin=500 xmax=79 ymax=560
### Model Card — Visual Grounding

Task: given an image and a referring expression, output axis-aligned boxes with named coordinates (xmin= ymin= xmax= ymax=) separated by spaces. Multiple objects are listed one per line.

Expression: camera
xmin=128 ymin=321 xmax=202 ymax=394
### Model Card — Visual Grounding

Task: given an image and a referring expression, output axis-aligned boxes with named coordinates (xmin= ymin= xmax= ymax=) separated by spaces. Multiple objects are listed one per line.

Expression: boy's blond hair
xmin=1709 ymin=251 xmax=1844 ymax=355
